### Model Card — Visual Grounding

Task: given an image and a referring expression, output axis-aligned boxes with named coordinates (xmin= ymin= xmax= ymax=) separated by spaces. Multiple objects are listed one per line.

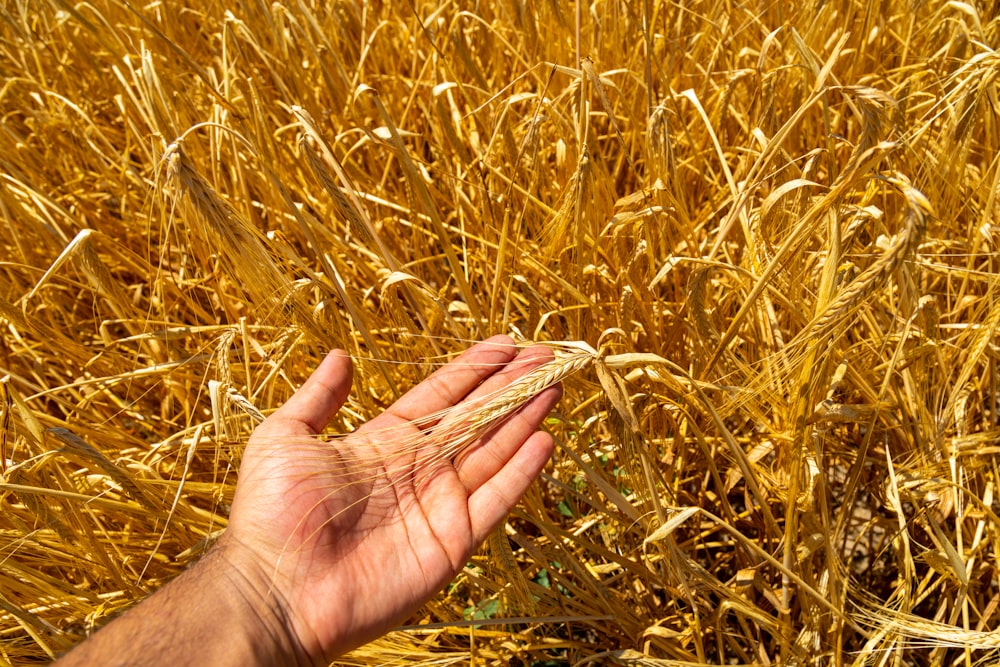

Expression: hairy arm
xmin=53 ymin=540 xmax=311 ymax=666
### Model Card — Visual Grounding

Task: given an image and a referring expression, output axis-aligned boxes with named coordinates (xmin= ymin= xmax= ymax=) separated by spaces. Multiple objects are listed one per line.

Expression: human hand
xmin=220 ymin=335 xmax=561 ymax=664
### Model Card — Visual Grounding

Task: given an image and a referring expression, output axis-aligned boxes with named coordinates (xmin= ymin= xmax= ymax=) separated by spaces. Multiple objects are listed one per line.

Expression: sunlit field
xmin=2 ymin=1 xmax=999 ymax=664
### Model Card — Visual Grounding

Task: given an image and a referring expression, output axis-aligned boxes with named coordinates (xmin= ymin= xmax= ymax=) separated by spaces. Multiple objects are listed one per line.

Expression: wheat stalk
xmin=799 ymin=172 xmax=932 ymax=346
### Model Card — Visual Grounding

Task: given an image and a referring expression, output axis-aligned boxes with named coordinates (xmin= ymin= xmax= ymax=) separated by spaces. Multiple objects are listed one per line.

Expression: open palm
xmin=223 ymin=336 xmax=561 ymax=663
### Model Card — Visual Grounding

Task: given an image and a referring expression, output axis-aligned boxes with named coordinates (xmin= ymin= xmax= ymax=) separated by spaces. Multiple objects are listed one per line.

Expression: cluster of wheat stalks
xmin=1 ymin=1 xmax=999 ymax=665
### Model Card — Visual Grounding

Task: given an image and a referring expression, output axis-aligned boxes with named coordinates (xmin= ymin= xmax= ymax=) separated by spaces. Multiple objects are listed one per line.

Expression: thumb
xmin=261 ymin=350 xmax=354 ymax=435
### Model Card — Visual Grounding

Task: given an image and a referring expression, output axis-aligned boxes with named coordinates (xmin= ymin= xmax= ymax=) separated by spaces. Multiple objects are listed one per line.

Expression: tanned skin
xmin=55 ymin=336 xmax=561 ymax=666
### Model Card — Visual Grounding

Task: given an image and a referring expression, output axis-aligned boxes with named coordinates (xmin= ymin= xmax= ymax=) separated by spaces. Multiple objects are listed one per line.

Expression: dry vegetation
xmin=1 ymin=0 xmax=999 ymax=664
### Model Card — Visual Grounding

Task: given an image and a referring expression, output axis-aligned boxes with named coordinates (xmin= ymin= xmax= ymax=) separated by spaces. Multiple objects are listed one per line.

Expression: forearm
xmin=53 ymin=537 xmax=313 ymax=667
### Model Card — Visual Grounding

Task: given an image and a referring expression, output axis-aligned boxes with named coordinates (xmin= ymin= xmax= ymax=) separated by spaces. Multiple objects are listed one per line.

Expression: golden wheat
xmin=1 ymin=1 xmax=999 ymax=665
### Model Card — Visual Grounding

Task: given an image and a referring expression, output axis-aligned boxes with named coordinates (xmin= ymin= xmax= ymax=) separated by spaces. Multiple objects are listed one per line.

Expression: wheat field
xmin=1 ymin=0 xmax=999 ymax=664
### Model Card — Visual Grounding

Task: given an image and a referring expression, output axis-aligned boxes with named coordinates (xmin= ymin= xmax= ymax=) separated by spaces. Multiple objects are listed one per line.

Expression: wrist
xmin=54 ymin=533 xmax=319 ymax=667
xmin=206 ymin=534 xmax=319 ymax=667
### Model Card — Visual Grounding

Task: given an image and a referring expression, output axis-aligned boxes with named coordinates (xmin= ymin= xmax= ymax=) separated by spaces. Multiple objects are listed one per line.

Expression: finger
xmin=371 ymin=335 xmax=516 ymax=427
xmin=466 ymin=430 xmax=554 ymax=545
xmin=258 ymin=350 xmax=354 ymax=436
xmin=455 ymin=344 xmax=555 ymax=409
xmin=423 ymin=345 xmax=555 ymax=449
xmin=455 ymin=384 xmax=562 ymax=493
